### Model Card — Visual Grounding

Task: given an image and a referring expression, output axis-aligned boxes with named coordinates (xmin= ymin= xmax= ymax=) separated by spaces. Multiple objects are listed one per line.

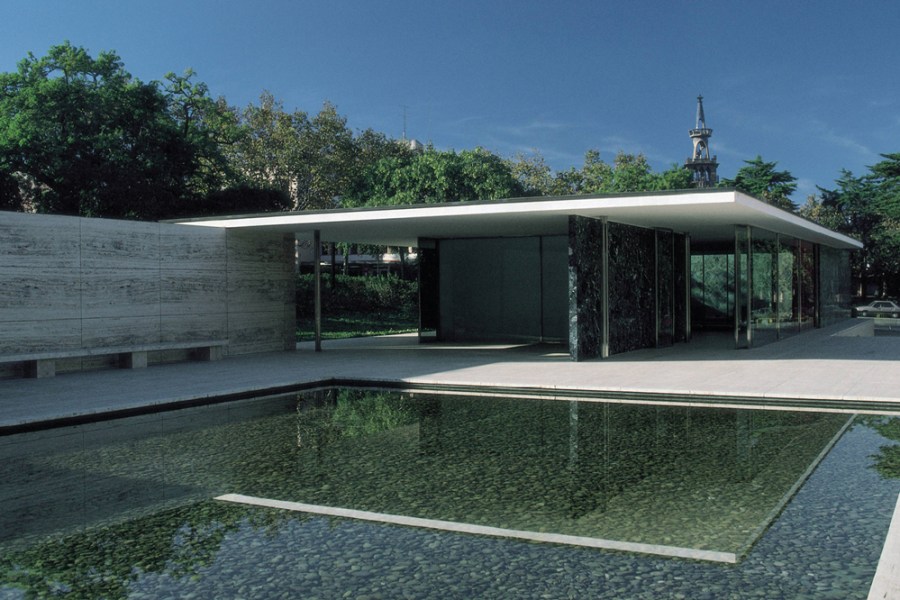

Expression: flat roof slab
xmin=174 ymin=190 xmax=862 ymax=249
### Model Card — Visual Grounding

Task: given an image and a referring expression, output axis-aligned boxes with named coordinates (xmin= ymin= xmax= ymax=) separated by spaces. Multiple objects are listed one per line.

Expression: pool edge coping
xmin=216 ymin=493 xmax=739 ymax=564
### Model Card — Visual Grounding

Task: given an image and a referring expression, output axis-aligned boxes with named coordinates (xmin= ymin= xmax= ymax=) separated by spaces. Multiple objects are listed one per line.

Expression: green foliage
xmin=0 ymin=501 xmax=267 ymax=599
xmin=803 ymin=155 xmax=900 ymax=296
xmin=226 ymin=94 xmax=367 ymax=210
xmin=296 ymin=273 xmax=417 ymax=316
xmin=331 ymin=390 xmax=417 ymax=437
xmin=552 ymin=150 xmax=693 ymax=195
xmin=857 ymin=416 xmax=900 ymax=480
xmin=0 ymin=42 xmax=232 ymax=219
xmin=721 ymin=155 xmax=797 ymax=211
xmin=296 ymin=274 xmax=418 ymax=340
xmin=344 ymin=146 xmax=524 ymax=206
xmin=196 ymin=183 xmax=290 ymax=216
xmin=224 ymin=91 xmax=307 ymax=200
xmin=0 ymin=169 xmax=21 ymax=210
xmin=297 ymin=313 xmax=418 ymax=341
xmin=506 ymin=150 xmax=558 ymax=196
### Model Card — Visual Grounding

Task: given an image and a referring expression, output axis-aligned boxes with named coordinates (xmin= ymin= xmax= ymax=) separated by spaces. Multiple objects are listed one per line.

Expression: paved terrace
xmin=1 ymin=319 xmax=899 ymax=432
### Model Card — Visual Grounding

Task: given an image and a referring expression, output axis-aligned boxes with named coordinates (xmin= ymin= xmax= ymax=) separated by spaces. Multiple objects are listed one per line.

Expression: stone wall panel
xmin=81 ymin=316 xmax=162 ymax=347
xmin=79 ymin=219 xmax=160 ymax=270
xmin=80 ymin=269 xmax=161 ymax=319
xmin=0 ymin=212 xmax=80 ymax=270
xmin=0 ymin=269 xmax=81 ymax=322
xmin=160 ymin=271 xmax=227 ymax=316
xmin=0 ymin=212 xmax=296 ymax=376
xmin=568 ymin=216 xmax=606 ymax=361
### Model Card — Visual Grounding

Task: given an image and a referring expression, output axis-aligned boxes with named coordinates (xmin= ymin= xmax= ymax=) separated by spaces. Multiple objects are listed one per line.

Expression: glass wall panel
xmin=674 ymin=234 xmax=688 ymax=343
xmin=819 ymin=246 xmax=852 ymax=326
xmin=439 ymin=237 xmax=543 ymax=341
xmin=777 ymin=236 xmax=799 ymax=339
xmin=735 ymin=226 xmax=750 ymax=348
xmin=541 ymin=236 xmax=569 ymax=341
xmin=417 ymin=240 xmax=439 ymax=339
xmin=690 ymin=250 xmax=735 ymax=331
xmin=749 ymin=229 xmax=778 ymax=347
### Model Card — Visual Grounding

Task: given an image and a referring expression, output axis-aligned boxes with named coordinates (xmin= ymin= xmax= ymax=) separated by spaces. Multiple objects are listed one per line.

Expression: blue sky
xmin=3 ymin=0 xmax=900 ymax=202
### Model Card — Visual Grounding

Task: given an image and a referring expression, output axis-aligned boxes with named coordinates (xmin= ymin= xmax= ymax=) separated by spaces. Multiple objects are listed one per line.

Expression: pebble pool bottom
xmin=1 ymin=389 xmax=899 ymax=599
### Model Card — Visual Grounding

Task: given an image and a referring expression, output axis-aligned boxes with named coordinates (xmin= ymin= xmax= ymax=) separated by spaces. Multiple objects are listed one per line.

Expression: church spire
xmin=695 ymin=94 xmax=707 ymax=129
xmin=685 ymin=95 xmax=718 ymax=188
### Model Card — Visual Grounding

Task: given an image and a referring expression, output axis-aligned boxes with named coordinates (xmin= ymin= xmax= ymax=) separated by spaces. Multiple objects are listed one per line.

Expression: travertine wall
xmin=0 ymin=211 xmax=295 ymax=377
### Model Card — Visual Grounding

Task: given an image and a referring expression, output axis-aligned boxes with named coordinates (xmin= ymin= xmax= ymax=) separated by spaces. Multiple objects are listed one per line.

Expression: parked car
xmin=854 ymin=300 xmax=900 ymax=318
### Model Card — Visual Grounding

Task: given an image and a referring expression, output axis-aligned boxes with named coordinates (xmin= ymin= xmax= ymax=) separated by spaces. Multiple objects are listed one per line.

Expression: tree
xmin=867 ymin=154 xmax=900 ymax=295
xmin=721 ymin=155 xmax=797 ymax=211
xmin=225 ymin=96 xmax=363 ymax=211
xmin=552 ymin=150 xmax=692 ymax=195
xmin=803 ymin=163 xmax=900 ymax=297
xmin=294 ymin=102 xmax=356 ymax=210
xmin=197 ymin=184 xmax=290 ymax=215
xmin=506 ymin=151 xmax=559 ymax=196
xmin=162 ymin=69 xmax=239 ymax=198
xmin=0 ymin=42 xmax=230 ymax=219
xmin=345 ymin=146 xmax=524 ymax=207
xmin=224 ymin=91 xmax=308 ymax=201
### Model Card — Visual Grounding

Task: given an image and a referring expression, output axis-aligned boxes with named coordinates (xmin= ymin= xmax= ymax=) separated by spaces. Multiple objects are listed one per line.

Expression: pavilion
xmin=177 ymin=188 xmax=862 ymax=361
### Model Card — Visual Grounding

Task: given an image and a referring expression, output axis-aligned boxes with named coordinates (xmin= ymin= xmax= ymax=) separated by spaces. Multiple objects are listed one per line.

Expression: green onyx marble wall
xmin=657 ymin=230 xmax=675 ymax=347
xmin=608 ymin=222 xmax=657 ymax=355
xmin=568 ymin=216 xmax=607 ymax=361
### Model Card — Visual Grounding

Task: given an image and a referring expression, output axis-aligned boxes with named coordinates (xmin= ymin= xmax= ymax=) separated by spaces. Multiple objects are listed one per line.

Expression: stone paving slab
xmin=1 ymin=319 xmax=899 ymax=432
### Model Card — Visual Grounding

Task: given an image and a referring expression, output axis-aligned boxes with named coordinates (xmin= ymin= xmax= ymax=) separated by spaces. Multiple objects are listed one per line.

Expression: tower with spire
xmin=684 ymin=95 xmax=718 ymax=188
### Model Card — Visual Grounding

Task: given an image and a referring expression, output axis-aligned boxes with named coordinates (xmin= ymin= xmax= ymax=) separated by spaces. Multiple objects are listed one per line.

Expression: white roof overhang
xmin=173 ymin=189 xmax=862 ymax=250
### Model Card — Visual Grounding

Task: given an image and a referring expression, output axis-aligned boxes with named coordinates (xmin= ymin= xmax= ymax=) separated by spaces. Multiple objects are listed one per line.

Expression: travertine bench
xmin=0 ymin=340 xmax=228 ymax=378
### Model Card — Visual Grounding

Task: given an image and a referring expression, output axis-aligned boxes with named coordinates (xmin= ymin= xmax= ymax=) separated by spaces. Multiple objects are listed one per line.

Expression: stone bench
xmin=0 ymin=340 xmax=228 ymax=378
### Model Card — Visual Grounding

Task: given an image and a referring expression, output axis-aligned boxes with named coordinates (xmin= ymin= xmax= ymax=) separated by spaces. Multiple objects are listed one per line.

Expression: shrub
xmin=296 ymin=274 xmax=417 ymax=317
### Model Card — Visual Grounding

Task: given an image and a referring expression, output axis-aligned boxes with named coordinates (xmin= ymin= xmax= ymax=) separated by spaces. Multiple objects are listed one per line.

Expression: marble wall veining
xmin=608 ymin=222 xmax=657 ymax=355
xmin=568 ymin=216 xmax=607 ymax=361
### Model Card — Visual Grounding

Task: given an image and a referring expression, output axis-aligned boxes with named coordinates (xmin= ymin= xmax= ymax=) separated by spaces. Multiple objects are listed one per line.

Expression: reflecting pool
xmin=2 ymin=390 xmax=899 ymax=599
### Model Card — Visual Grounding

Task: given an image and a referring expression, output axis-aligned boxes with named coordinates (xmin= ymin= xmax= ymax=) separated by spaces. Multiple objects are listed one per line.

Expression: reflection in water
xmin=0 ymin=391 xmax=893 ymax=599
xmin=291 ymin=392 xmax=849 ymax=555
xmin=860 ymin=416 xmax=900 ymax=479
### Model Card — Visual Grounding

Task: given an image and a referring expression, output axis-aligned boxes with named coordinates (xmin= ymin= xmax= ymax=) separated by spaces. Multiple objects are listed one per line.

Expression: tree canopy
xmin=505 ymin=150 xmax=692 ymax=197
xmin=720 ymin=155 xmax=798 ymax=211
xmin=801 ymin=154 xmax=900 ymax=296
xmin=343 ymin=146 xmax=525 ymax=207
xmin=0 ymin=42 xmax=233 ymax=219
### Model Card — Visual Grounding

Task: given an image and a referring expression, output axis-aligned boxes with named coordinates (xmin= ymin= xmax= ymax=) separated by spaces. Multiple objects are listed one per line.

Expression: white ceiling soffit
xmin=174 ymin=190 xmax=862 ymax=250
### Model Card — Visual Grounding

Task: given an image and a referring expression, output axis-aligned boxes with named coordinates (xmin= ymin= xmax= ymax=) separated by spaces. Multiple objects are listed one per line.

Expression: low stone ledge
xmin=1 ymin=340 xmax=228 ymax=378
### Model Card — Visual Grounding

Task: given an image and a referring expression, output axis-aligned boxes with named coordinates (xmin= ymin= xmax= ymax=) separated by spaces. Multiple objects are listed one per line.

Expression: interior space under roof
xmin=174 ymin=188 xmax=863 ymax=250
